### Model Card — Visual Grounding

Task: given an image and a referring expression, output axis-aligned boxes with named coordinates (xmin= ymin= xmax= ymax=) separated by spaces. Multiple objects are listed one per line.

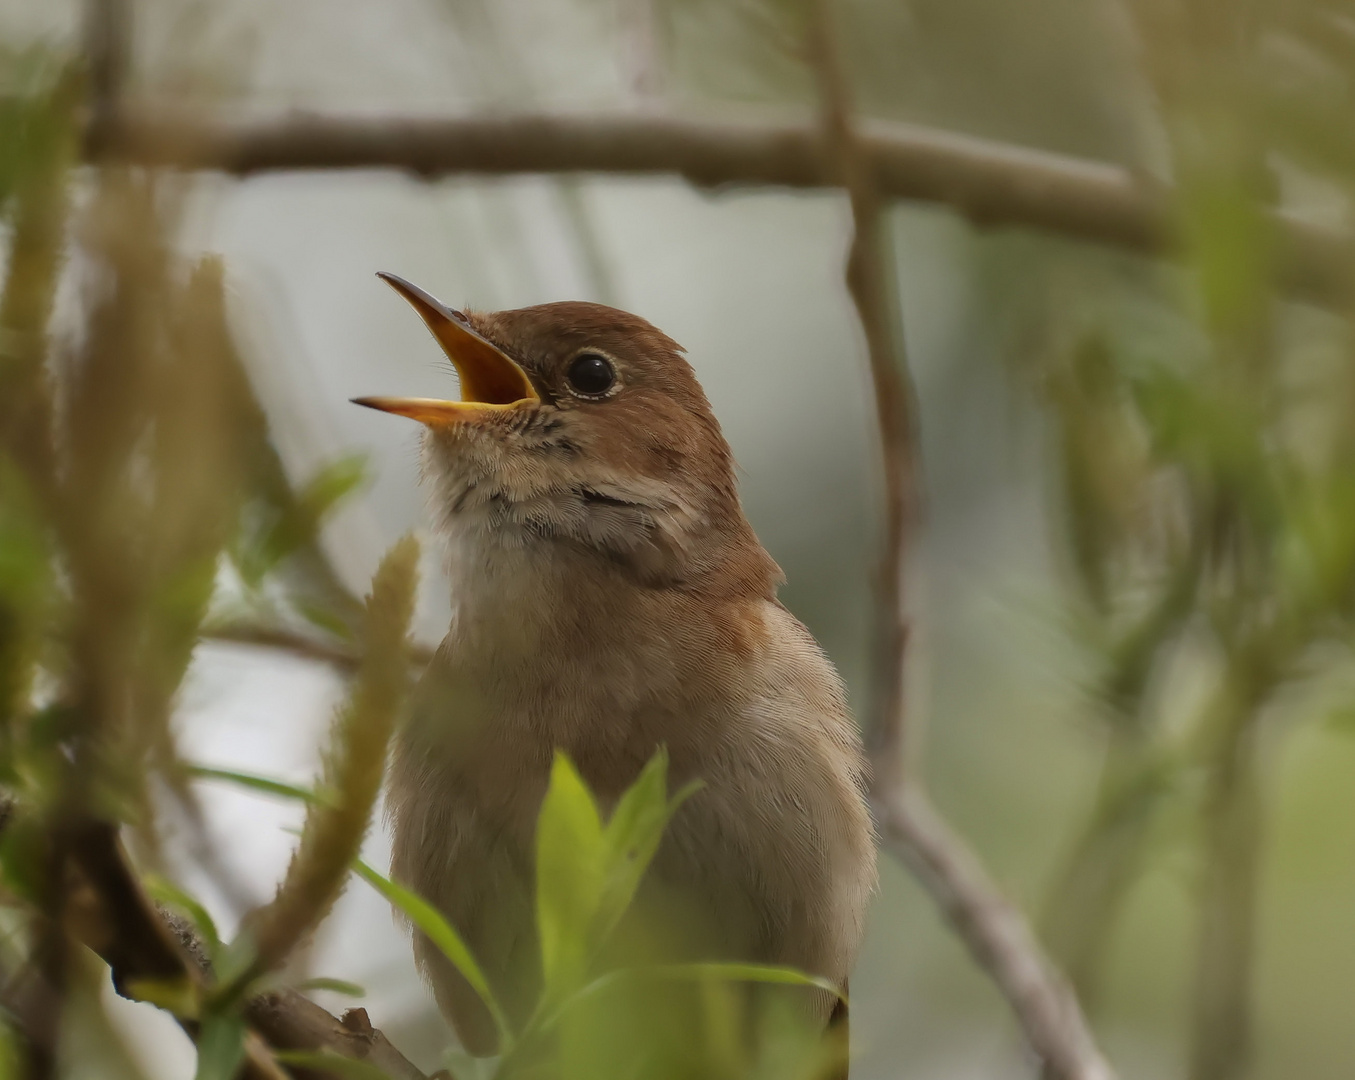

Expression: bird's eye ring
xmin=565 ymin=352 xmax=617 ymax=398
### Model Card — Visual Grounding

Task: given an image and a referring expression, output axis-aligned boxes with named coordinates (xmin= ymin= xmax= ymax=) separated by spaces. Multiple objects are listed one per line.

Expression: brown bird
xmin=356 ymin=274 xmax=876 ymax=1076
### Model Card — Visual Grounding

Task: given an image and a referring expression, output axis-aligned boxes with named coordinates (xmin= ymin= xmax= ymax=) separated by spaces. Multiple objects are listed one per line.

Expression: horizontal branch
xmin=200 ymin=623 xmax=433 ymax=671
xmin=88 ymin=105 xmax=1354 ymax=306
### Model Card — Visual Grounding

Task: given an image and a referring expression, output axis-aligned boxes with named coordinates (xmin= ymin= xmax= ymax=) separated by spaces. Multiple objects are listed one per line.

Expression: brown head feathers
xmin=423 ymin=301 xmax=783 ymax=600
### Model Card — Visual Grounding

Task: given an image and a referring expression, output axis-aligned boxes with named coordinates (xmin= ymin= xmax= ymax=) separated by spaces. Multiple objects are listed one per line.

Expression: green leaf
xmin=0 ymin=457 xmax=50 ymax=612
xmin=535 ymin=753 xmax=607 ymax=998
xmin=298 ymin=454 xmax=369 ymax=521
xmin=540 ymin=961 xmax=845 ymax=1036
xmin=194 ymin=1013 xmax=246 ymax=1080
xmin=125 ymin=976 xmax=201 ymax=1019
xmin=0 ymin=48 xmax=72 ymax=212
xmin=273 ymin=1050 xmax=392 ymax=1080
xmin=239 ymin=455 xmax=370 ymax=585
xmin=595 ymin=750 xmax=700 ymax=946
xmin=532 ymin=750 xmax=701 ymax=1011
xmin=144 ymin=875 xmax=223 ymax=961
xmin=643 ymin=962 xmax=845 ymax=999
xmin=441 ymin=1048 xmax=501 ymax=1080
xmin=188 ymin=765 xmax=319 ymax=805
xmin=352 ymin=858 xmax=513 ymax=1050
xmin=0 ymin=810 xmax=46 ymax=904
xmin=211 ymin=934 xmax=260 ymax=997
xmin=1325 ymin=704 xmax=1355 ymax=736
xmin=294 ymin=977 xmax=367 ymax=998
xmin=0 ymin=1015 xmax=22 ymax=1078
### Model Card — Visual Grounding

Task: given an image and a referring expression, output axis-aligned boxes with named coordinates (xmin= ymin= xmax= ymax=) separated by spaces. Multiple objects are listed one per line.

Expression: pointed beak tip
xmin=352 ymin=396 xmax=397 ymax=415
xmin=370 ymin=272 xmax=539 ymax=408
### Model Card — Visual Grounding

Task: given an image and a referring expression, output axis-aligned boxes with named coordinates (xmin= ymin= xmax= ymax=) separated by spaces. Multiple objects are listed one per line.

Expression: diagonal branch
xmin=58 ymin=813 xmax=429 ymax=1080
xmin=63 ymin=818 xmax=290 ymax=1080
xmin=809 ymin=4 xmax=1116 ymax=1080
xmin=86 ymin=104 xmax=1354 ymax=308
xmin=874 ymin=786 xmax=1116 ymax=1080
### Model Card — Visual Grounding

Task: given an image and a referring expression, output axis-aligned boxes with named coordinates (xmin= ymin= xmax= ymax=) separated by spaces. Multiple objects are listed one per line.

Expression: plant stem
xmin=1189 ymin=710 xmax=1264 ymax=1080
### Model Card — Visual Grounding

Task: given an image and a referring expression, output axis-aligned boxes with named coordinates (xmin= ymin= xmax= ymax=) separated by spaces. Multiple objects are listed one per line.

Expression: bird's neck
xmin=434 ymin=479 xmax=780 ymax=628
xmin=429 ymin=507 xmax=779 ymax=725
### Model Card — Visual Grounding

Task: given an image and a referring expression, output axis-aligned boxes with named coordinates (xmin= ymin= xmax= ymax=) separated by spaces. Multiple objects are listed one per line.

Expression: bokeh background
xmin=3 ymin=1 xmax=1354 ymax=1079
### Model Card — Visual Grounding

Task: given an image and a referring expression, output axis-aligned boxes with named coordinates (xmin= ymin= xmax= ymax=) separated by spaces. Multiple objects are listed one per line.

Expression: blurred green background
xmin=4 ymin=0 xmax=1355 ymax=1078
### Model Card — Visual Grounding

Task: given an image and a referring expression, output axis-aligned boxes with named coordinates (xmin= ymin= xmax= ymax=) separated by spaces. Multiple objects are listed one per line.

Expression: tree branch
xmin=63 ymin=818 xmax=289 ymax=1080
xmin=81 ymin=0 xmax=129 ymax=139
xmin=199 ymin=622 xmax=434 ymax=672
xmin=61 ymin=815 xmax=429 ymax=1080
xmin=809 ymin=5 xmax=1116 ymax=1080
xmin=85 ymin=104 xmax=1354 ymax=308
xmin=875 ymin=786 xmax=1115 ymax=1080
xmin=809 ymin=0 xmax=918 ymax=792
xmin=1188 ymin=679 xmax=1267 ymax=1080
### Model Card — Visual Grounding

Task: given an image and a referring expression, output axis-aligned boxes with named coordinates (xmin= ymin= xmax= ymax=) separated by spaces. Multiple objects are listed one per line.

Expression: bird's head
xmin=355 ymin=273 xmax=781 ymax=596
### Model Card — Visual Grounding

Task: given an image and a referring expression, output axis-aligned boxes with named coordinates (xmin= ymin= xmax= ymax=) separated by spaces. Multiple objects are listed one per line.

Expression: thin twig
xmin=81 ymin=0 xmax=130 ymax=155
xmin=1187 ymin=671 xmax=1268 ymax=1080
xmin=809 ymin=4 xmax=1116 ymax=1080
xmin=876 ymin=787 xmax=1115 ymax=1080
xmin=85 ymin=103 xmax=1354 ymax=308
xmin=199 ymin=623 xmax=434 ymax=671
xmin=200 ymin=625 xmax=363 ymax=669
xmin=809 ymin=0 xmax=918 ymax=790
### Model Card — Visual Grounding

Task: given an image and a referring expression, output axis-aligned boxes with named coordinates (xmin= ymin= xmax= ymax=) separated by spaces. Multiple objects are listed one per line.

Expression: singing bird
xmin=356 ymin=274 xmax=876 ymax=1073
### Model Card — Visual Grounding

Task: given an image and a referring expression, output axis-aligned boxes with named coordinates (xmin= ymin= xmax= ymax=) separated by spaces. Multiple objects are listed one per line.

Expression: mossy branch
xmin=245 ymin=535 xmax=420 ymax=976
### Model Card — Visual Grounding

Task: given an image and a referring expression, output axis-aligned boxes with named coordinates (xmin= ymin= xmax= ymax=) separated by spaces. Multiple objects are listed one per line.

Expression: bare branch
xmin=1188 ymin=687 xmax=1265 ymax=1080
xmin=809 ymin=0 xmax=918 ymax=791
xmin=86 ymin=104 xmax=1354 ymax=308
xmin=63 ymin=819 xmax=289 ymax=1080
xmin=50 ymin=812 xmax=430 ymax=1080
xmin=876 ymin=787 xmax=1115 ymax=1080
xmin=82 ymin=0 xmax=129 ymax=136
xmin=248 ymin=997 xmax=428 ymax=1080
xmin=200 ymin=625 xmax=365 ymax=669
xmin=199 ymin=622 xmax=434 ymax=672
xmin=808 ymin=5 xmax=1116 ymax=1080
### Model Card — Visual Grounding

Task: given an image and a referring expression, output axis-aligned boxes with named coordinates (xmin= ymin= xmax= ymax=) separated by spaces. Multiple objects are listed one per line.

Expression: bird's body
xmin=360 ymin=284 xmax=876 ymax=1068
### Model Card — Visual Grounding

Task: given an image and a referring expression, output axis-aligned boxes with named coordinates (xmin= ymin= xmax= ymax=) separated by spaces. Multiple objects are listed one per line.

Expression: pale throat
xmin=431 ymin=488 xmax=637 ymax=655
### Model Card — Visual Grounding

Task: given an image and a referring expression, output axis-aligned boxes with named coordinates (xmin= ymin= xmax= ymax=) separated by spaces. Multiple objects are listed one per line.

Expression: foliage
xmin=0 ymin=38 xmax=416 ymax=1080
xmin=214 ymin=750 xmax=840 ymax=1080
xmin=948 ymin=7 xmax=1355 ymax=1079
xmin=4 ymin=1 xmax=1355 ymax=1079
xmin=242 ymin=534 xmax=419 ymax=979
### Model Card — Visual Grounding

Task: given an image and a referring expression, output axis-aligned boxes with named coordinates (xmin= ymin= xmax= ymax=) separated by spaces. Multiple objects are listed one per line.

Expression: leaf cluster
xmin=0 ymin=40 xmax=414 ymax=1078
xmin=209 ymin=750 xmax=841 ymax=1080
xmin=966 ymin=0 xmax=1355 ymax=1034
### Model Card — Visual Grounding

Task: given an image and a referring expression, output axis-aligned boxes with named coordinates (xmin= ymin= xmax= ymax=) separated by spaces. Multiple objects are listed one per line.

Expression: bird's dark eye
xmin=566 ymin=353 xmax=616 ymax=397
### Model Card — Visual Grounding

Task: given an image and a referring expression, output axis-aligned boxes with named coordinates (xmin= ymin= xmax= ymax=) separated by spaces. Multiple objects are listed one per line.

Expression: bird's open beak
xmin=352 ymin=272 xmax=539 ymax=425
